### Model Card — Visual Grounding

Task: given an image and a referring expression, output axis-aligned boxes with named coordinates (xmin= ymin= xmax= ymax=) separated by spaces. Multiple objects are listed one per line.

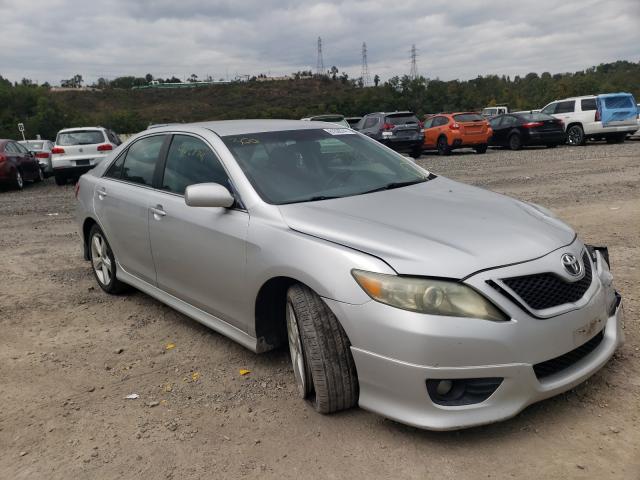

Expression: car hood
xmin=277 ymin=177 xmax=575 ymax=278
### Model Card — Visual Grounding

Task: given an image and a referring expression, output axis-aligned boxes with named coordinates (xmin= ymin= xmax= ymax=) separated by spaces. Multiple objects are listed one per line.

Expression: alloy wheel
xmin=286 ymin=302 xmax=308 ymax=398
xmin=567 ymin=126 xmax=583 ymax=146
xmin=15 ymin=171 xmax=24 ymax=189
xmin=91 ymin=233 xmax=113 ymax=286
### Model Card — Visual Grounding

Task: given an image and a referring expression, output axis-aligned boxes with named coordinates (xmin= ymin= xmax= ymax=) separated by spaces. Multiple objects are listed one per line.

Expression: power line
xmin=409 ymin=44 xmax=418 ymax=80
xmin=361 ymin=42 xmax=371 ymax=87
xmin=316 ymin=36 xmax=325 ymax=76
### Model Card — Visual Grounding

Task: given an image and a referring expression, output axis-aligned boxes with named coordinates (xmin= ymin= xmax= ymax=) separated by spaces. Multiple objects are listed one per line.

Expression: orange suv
xmin=422 ymin=112 xmax=492 ymax=155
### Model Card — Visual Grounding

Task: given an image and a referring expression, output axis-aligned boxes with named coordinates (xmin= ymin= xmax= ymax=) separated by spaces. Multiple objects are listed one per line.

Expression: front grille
xmin=501 ymin=252 xmax=592 ymax=310
xmin=533 ymin=329 xmax=604 ymax=379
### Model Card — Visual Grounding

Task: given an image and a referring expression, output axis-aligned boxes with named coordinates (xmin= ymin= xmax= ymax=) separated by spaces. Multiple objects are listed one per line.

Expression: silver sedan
xmin=76 ymin=120 xmax=624 ymax=430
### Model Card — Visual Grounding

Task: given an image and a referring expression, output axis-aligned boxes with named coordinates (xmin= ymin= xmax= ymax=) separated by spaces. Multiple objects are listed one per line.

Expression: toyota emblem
xmin=561 ymin=253 xmax=582 ymax=276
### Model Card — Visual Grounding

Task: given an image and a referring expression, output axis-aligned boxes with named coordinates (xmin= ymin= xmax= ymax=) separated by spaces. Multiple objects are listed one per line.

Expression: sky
xmin=1 ymin=0 xmax=639 ymax=85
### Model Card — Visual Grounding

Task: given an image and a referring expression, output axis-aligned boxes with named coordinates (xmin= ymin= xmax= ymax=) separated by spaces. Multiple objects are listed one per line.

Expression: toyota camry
xmin=76 ymin=120 xmax=623 ymax=430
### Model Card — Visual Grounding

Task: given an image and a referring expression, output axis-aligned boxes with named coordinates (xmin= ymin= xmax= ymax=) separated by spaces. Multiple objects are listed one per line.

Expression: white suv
xmin=51 ymin=127 xmax=120 ymax=185
xmin=540 ymin=94 xmax=638 ymax=146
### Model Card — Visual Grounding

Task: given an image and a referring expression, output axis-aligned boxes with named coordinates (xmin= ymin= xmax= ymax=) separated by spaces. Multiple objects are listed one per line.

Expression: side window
xmin=104 ymin=152 xmax=126 ymax=179
xmin=434 ymin=116 xmax=447 ymax=127
xmin=581 ymin=98 xmax=597 ymax=111
xmin=15 ymin=142 xmax=29 ymax=154
xmin=555 ymin=101 xmax=575 ymax=114
xmin=489 ymin=117 xmax=503 ymax=128
xmin=5 ymin=142 xmax=18 ymax=153
xmin=503 ymin=116 xmax=518 ymax=127
xmin=363 ymin=117 xmax=378 ymax=129
xmin=541 ymin=103 xmax=557 ymax=115
xmin=423 ymin=118 xmax=433 ymax=129
xmin=161 ymin=135 xmax=230 ymax=195
xmin=121 ymin=135 xmax=165 ymax=186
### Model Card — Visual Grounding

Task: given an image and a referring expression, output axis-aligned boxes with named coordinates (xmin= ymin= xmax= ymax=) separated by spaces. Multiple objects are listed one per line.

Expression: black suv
xmin=357 ymin=111 xmax=423 ymax=158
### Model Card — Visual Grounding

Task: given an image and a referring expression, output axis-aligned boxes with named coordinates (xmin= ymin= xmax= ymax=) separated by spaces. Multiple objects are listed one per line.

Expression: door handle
xmin=97 ymin=188 xmax=108 ymax=199
xmin=150 ymin=205 xmax=166 ymax=218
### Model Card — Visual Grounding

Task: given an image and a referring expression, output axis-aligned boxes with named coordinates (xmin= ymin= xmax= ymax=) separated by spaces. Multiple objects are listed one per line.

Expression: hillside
xmin=1 ymin=60 xmax=638 ymax=139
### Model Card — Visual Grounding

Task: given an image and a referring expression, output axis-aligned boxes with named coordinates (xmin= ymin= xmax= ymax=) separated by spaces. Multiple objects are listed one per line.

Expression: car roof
xmin=57 ymin=127 xmax=105 ymax=133
xmin=148 ymin=119 xmax=341 ymax=137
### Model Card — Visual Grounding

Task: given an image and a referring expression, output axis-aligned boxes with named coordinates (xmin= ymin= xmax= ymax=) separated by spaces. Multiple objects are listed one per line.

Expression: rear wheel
xmin=89 ymin=225 xmax=127 ymax=294
xmin=34 ymin=167 xmax=44 ymax=183
xmin=474 ymin=144 xmax=488 ymax=154
xmin=13 ymin=170 xmax=24 ymax=190
xmin=410 ymin=145 xmax=423 ymax=159
xmin=286 ymin=284 xmax=358 ymax=414
xmin=437 ymin=136 xmax=451 ymax=156
xmin=54 ymin=174 xmax=67 ymax=186
xmin=508 ymin=133 xmax=522 ymax=151
xmin=566 ymin=125 xmax=585 ymax=146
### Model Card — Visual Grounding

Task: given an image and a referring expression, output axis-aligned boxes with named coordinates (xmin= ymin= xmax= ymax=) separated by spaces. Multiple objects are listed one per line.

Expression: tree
xmin=145 ymin=73 xmax=153 ymax=83
xmin=189 ymin=74 xmax=198 ymax=83
xmin=373 ymin=74 xmax=380 ymax=87
xmin=330 ymin=66 xmax=339 ymax=80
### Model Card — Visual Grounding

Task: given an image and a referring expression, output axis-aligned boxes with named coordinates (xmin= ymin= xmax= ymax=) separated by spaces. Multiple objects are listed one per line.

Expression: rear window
xmin=581 ymin=99 xmax=597 ymax=111
xmin=520 ymin=113 xmax=555 ymax=121
xmin=602 ymin=96 xmax=634 ymax=109
xmin=22 ymin=141 xmax=44 ymax=150
xmin=56 ymin=130 xmax=105 ymax=146
xmin=453 ymin=113 xmax=484 ymax=122
xmin=385 ymin=114 xmax=419 ymax=125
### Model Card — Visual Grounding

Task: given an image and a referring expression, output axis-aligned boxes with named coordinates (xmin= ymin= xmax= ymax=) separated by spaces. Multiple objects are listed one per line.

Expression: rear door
xmin=146 ymin=134 xmax=249 ymax=329
xmin=488 ymin=116 xmax=507 ymax=145
xmin=93 ymin=134 xmax=168 ymax=285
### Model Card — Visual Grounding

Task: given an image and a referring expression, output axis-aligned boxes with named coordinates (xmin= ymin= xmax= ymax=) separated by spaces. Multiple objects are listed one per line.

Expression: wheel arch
xmin=82 ymin=217 xmax=99 ymax=260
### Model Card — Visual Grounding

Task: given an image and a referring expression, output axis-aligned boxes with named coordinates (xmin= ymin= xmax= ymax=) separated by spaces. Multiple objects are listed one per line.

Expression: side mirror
xmin=184 ymin=183 xmax=234 ymax=208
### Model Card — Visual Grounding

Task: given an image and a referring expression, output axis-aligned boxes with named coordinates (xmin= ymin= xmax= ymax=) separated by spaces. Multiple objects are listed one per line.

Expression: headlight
xmin=352 ymin=270 xmax=508 ymax=321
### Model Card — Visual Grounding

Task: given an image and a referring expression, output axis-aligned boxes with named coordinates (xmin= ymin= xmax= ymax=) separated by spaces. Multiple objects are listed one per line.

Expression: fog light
xmin=436 ymin=379 xmax=453 ymax=396
xmin=426 ymin=378 xmax=503 ymax=406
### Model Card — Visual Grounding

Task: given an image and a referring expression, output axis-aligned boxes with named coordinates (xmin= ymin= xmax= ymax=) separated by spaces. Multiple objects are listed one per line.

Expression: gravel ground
xmin=1 ymin=141 xmax=638 ymax=479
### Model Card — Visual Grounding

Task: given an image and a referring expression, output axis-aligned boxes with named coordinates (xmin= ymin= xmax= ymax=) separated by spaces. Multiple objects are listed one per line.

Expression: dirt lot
xmin=1 ymin=142 xmax=639 ymax=479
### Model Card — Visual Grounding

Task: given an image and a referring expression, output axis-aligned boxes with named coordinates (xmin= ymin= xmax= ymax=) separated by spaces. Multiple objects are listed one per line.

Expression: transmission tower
xmin=361 ymin=42 xmax=371 ymax=87
xmin=316 ymin=37 xmax=325 ymax=76
xmin=409 ymin=44 xmax=419 ymax=80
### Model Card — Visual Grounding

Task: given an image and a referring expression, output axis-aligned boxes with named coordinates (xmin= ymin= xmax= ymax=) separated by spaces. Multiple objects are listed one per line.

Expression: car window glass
xmin=161 ymin=135 xmax=230 ymax=195
xmin=489 ymin=117 xmax=503 ymax=128
xmin=541 ymin=103 xmax=557 ymax=115
xmin=581 ymin=99 xmax=597 ymax=111
xmin=104 ymin=152 xmax=126 ymax=179
xmin=503 ymin=116 xmax=517 ymax=127
xmin=423 ymin=118 xmax=433 ymax=129
xmin=5 ymin=142 xmax=18 ymax=153
xmin=363 ymin=117 xmax=378 ymax=129
xmin=555 ymin=101 xmax=575 ymax=114
xmin=56 ymin=130 xmax=105 ymax=146
xmin=434 ymin=116 xmax=448 ymax=127
xmin=15 ymin=142 xmax=29 ymax=154
xmin=121 ymin=135 xmax=165 ymax=186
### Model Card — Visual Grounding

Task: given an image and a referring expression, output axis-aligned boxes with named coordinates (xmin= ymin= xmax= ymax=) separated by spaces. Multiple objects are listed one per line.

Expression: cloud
xmin=0 ymin=0 xmax=638 ymax=85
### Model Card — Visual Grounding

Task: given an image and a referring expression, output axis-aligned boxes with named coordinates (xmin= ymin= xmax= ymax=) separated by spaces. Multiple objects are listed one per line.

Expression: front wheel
xmin=437 ymin=136 xmax=451 ymax=156
xmin=566 ymin=125 xmax=585 ymax=146
xmin=88 ymin=225 xmax=128 ymax=294
xmin=410 ymin=146 xmax=423 ymax=159
xmin=13 ymin=170 xmax=24 ymax=190
xmin=54 ymin=174 xmax=66 ymax=186
xmin=286 ymin=284 xmax=358 ymax=414
xmin=508 ymin=134 xmax=522 ymax=151
xmin=474 ymin=144 xmax=488 ymax=154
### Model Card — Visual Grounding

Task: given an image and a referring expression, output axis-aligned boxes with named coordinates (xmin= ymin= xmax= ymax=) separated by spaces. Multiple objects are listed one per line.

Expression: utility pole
xmin=316 ymin=37 xmax=325 ymax=76
xmin=361 ymin=42 xmax=371 ymax=87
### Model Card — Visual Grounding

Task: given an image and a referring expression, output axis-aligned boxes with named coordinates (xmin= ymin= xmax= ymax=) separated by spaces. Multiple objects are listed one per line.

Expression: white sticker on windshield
xmin=323 ymin=128 xmax=355 ymax=135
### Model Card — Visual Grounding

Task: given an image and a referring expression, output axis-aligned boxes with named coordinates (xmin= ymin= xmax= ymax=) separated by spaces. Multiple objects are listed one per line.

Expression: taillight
xmin=382 ymin=123 xmax=394 ymax=131
xmin=0 ymin=154 xmax=5 ymax=163
xmin=522 ymin=122 xmax=544 ymax=128
xmin=595 ymin=110 xmax=601 ymax=122
xmin=97 ymin=144 xmax=113 ymax=151
xmin=51 ymin=147 xmax=65 ymax=154
xmin=74 ymin=182 xmax=80 ymax=199
xmin=35 ymin=152 xmax=50 ymax=159
xmin=449 ymin=122 xmax=460 ymax=130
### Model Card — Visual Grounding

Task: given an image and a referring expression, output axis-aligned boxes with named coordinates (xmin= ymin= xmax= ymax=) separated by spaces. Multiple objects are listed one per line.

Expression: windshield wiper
xmin=359 ymin=179 xmax=427 ymax=195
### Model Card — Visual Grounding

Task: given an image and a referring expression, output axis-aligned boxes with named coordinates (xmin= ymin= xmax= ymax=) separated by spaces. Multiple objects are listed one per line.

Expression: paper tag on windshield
xmin=324 ymin=128 xmax=355 ymax=135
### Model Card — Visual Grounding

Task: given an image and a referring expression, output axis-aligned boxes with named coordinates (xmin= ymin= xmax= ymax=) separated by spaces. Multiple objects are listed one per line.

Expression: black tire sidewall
xmin=509 ymin=134 xmax=521 ymax=150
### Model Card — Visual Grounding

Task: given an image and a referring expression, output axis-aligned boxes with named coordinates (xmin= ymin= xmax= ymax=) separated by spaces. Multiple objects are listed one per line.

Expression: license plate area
xmin=76 ymin=159 xmax=90 ymax=166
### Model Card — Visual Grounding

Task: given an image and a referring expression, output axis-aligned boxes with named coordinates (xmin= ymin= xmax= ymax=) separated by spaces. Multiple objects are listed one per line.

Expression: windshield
xmin=222 ymin=129 xmax=430 ymax=205
xmin=56 ymin=130 xmax=105 ymax=146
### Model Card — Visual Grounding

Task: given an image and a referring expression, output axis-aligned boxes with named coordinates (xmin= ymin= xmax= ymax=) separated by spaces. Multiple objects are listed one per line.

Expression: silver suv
xmin=76 ymin=120 xmax=623 ymax=430
xmin=52 ymin=127 xmax=120 ymax=185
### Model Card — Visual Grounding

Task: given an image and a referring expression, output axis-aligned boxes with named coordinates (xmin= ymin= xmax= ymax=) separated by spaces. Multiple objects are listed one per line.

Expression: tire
xmin=286 ymin=284 xmax=358 ymax=414
xmin=436 ymin=136 xmax=451 ymax=156
xmin=54 ymin=174 xmax=67 ymax=186
xmin=13 ymin=170 xmax=24 ymax=190
xmin=88 ymin=225 xmax=127 ymax=294
xmin=566 ymin=124 xmax=585 ymax=146
xmin=34 ymin=167 xmax=44 ymax=183
xmin=410 ymin=146 xmax=423 ymax=159
xmin=474 ymin=144 xmax=488 ymax=154
xmin=508 ymin=133 xmax=522 ymax=151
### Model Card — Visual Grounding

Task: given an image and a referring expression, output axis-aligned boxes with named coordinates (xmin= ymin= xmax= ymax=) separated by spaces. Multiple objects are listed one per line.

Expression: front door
xmin=147 ymin=134 xmax=249 ymax=330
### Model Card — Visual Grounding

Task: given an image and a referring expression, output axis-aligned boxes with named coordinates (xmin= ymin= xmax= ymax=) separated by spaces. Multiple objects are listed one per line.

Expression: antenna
xmin=409 ymin=44 xmax=418 ymax=80
xmin=316 ymin=36 xmax=325 ymax=76
xmin=361 ymin=42 xmax=371 ymax=87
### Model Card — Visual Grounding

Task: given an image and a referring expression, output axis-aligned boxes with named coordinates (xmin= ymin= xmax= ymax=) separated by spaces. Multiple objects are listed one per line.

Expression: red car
xmin=0 ymin=139 xmax=44 ymax=190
